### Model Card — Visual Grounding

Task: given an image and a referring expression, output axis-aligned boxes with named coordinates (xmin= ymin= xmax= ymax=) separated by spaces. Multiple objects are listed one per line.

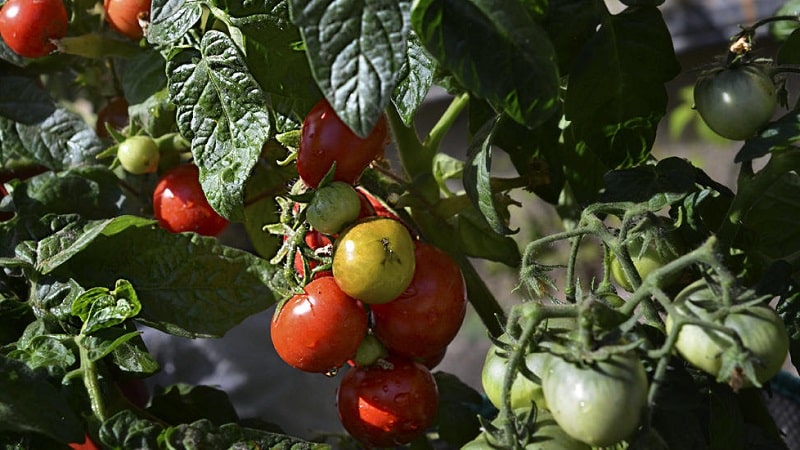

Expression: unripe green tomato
xmin=117 ymin=135 xmax=160 ymax=174
xmin=462 ymin=408 xmax=590 ymax=450
xmin=610 ymin=239 xmax=680 ymax=292
xmin=306 ymin=181 xmax=361 ymax=235
xmin=481 ymin=337 xmax=549 ymax=410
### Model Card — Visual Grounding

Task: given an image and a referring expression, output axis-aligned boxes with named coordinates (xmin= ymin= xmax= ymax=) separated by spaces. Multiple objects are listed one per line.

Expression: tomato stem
xmin=77 ymin=335 xmax=108 ymax=422
xmin=421 ymin=92 xmax=469 ymax=155
xmin=386 ymin=103 xmax=430 ymax=181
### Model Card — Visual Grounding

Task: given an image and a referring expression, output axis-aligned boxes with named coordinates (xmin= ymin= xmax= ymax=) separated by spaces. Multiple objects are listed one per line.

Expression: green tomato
xmin=306 ymin=181 xmax=361 ymax=235
xmin=542 ymin=353 xmax=648 ymax=447
xmin=332 ymin=217 xmax=416 ymax=304
xmin=117 ymin=135 xmax=160 ymax=175
xmin=693 ymin=64 xmax=777 ymax=141
xmin=667 ymin=285 xmax=789 ymax=386
xmin=481 ymin=336 xmax=549 ymax=411
xmin=462 ymin=408 xmax=590 ymax=450
xmin=610 ymin=238 xmax=680 ymax=292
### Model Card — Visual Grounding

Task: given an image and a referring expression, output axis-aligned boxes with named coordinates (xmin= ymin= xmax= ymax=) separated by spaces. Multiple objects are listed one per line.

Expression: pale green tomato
xmin=305 ymin=181 xmax=361 ymax=235
xmin=481 ymin=337 xmax=549 ymax=411
xmin=117 ymin=135 xmax=160 ymax=174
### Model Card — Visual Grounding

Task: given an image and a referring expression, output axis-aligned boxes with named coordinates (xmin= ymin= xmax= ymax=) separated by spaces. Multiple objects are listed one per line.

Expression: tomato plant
xmin=297 ymin=99 xmax=388 ymax=188
xmin=480 ymin=337 xmax=548 ymax=411
xmin=271 ymin=276 xmax=367 ymax=373
xmin=371 ymin=241 xmax=466 ymax=360
xmin=103 ymin=0 xmax=151 ymax=40
xmin=694 ymin=63 xmax=777 ymax=141
xmin=117 ymin=135 xmax=160 ymax=174
xmin=0 ymin=0 xmax=67 ymax=58
xmin=332 ymin=217 xmax=416 ymax=304
xmin=541 ymin=352 xmax=649 ymax=447
xmin=337 ymin=355 xmax=438 ymax=448
xmin=152 ymin=164 xmax=229 ymax=236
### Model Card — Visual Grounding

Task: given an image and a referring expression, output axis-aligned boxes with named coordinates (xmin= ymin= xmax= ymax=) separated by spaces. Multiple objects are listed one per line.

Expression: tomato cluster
xmin=270 ymin=100 xmax=467 ymax=446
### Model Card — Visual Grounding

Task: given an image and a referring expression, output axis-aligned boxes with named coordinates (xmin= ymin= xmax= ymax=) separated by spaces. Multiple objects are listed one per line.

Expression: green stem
xmin=386 ymin=103 xmax=430 ymax=181
xmin=77 ymin=336 xmax=108 ymax=422
xmin=422 ymin=92 xmax=469 ymax=155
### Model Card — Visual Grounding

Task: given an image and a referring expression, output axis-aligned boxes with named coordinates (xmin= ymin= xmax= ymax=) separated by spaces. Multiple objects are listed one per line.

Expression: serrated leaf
xmin=6 ymin=334 xmax=76 ymax=376
xmin=412 ymin=0 xmax=560 ymax=128
xmin=0 ymin=355 xmax=84 ymax=444
xmin=148 ymin=0 xmax=204 ymax=45
xmin=162 ymin=419 xmax=330 ymax=449
xmin=168 ymin=31 xmax=272 ymax=222
xmin=117 ymin=49 xmax=168 ymax=105
xmin=99 ymin=410 xmax=164 ymax=449
xmin=0 ymin=108 xmax=104 ymax=171
xmin=393 ymin=33 xmax=435 ymax=126
xmin=564 ymin=6 xmax=679 ymax=169
xmin=0 ymin=75 xmax=56 ymax=125
xmin=291 ymin=0 xmax=411 ymax=137
xmin=72 ymin=279 xmax=141 ymax=335
xmin=736 ymin=111 xmax=800 ymax=163
xmin=599 ymin=157 xmax=697 ymax=209
xmin=56 ymin=216 xmax=280 ymax=337
xmin=34 ymin=219 xmax=116 ymax=275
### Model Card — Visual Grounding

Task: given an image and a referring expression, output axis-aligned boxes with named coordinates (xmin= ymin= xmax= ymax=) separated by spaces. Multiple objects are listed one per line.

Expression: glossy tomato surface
xmin=337 ymin=355 xmax=438 ymax=448
xmin=481 ymin=335 xmax=549 ymax=411
xmin=271 ymin=277 xmax=367 ymax=373
xmin=0 ymin=0 xmax=67 ymax=58
xmin=332 ymin=217 xmax=416 ymax=304
xmin=297 ymin=99 xmax=387 ymax=188
xmin=104 ymin=0 xmax=151 ymax=39
xmin=117 ymin=135 xmax=159 ymax=174
xmin=306 ymin=181 xmax=362 ymax=235
xmin=152 ymin=164 xmax=229 ymax=236
xmin=371 ymin=241 xmax=466 ymax=360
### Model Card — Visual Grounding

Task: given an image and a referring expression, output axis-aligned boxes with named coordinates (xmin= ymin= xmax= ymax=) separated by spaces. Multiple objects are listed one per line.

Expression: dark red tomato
xmin=371 ymin=242 xmax=466 ymax=360
xmin=152 ymin=164 xmax=229 ymax=236
xmin=292 ymin=229 xmax=333 ymax=279
xmin=356 ymin=187 xmax=399 ymax=221
xmin=68 ymin=433 xmax=100 ymax=450
xmin=356 ymin=189 xmax=377 ymax=219
xmin=337 ymin=355 xmax=439 ymax=448
xmin=271 ymin=277 xmax=368 ymax=373
xmin=297 ymin=99 xmax=387 ymax=188
xmin=0 ymin=183 xmax=11 ymax=221
xmin=418 ymin=346 xmax=446 ymax=370
xmin=104 ymin=0 xmax=151 ymax=40
xmin=0 ymin=0 xmax=67 ymax=58
xmin=96 ymin=96 xmax=129 ymax=139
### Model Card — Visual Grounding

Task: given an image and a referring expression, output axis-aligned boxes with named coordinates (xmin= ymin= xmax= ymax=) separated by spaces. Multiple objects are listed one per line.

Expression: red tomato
xmin=152 ymin=164 xmax=229 ymax=236
xmin=0 ymin=0 xmax=68 ymax=58
xmin=104 ymin=0 xmax=151 ymax=40
xmin=297 ymin=99 xmax=387 ymax=188
xmin=371 ymin=242 xmax=466 ymax=360
xmin=0 ymin=183 xmax=11 ymax=221
xmin=271 ymin=277 xmax=367 ymax=373
xmin=292 ymin=229 xmax=333 ymax=279
xmin=96 ymin=97 xmax=129 ymax=139
xmin=337 ymin=355 xmax=439 ymax=448
xmin=68 ymin=433 xmax=100 ymax=450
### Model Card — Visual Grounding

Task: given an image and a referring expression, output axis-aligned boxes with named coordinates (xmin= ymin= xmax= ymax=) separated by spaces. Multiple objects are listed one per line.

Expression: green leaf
xmin=117 ymin=49 xmax=169 ymax=105
xmin=34 ymin=219 xmax=116 ymax=275
xmin=771 ymin=0 xmax=800 ymax=41
xmin=463 ymin=116 xmax=515 ymax=235
xmin=6 ymin=334 xmax=76 ymax=376
xmin=433 ymin=372 xmax=484 ymax=448
xmin=56 ymin=216 xmax=280 ymax=338
xmin=455 ymin=206 xmax=520 ymax=267
xmin=162 ymin=419 xmax=330 ymax=449
xmin=0 ymin=75 xmax=56 ymax=125
xmin=0 ymin=355 xmax=84 ymax=444
xmin=736 ymin=112 xmax=800 ymax=163
xmin=146 ymin=383 xmax=239 ymax=426
xmin=0 ymin=108 xmax=104 ymax=171
xmin=243 ymin=161 xmax=295 ymax=259
xmin=412 ymin=0 xmax=560 ymax=128
xmin=393 ymin=33 xmax=435 ymax=127
xmin=148 ymin=0 xmax=203 ymax=45
xmin=564 ymin=6 xmax=680 ymax=169
xmin=599 ymin=157 xmax=698 ymax=209
xmin=99 ymin=410 xmax=164 ymax=449
xmin=71 ymin=279 xmax=141 ymax=335
xmin=167 ymin=30 xmax=272 ymax=222
xmin=542 ymin=0 xmax=603 ymax=75
xmin=290 ymin=0 xmax=410 ymax=137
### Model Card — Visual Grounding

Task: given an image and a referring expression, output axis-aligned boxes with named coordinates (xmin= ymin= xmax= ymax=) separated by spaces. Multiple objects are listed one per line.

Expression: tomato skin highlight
xmin=152 ymin=164 xmax=229 ymax=236
xmin=297 ymin=99 xmax=387 ymax=188
xmin=542 ymin=353 xmax=648 ymax=447
xmin=693 ymin=64 xmax=777 ymax=141
xmin=0 ymin=0 xmax=68 ymax=58
xmin=371 ymin=241 xmax=466 ymax=360
xmin=104 ymin=0 xmax=151 ymax=39
xmin=271 ymin=277 xmax=367 ymax=373
xmin=337 ymin=355 xmax=439 ymax=448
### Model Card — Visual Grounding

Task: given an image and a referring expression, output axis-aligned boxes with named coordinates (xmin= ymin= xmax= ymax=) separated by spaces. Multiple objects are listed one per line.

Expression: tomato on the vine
xmin=306 ymin=181 xmax=362 ymax=235
xmin=152 ymin=164 xmax=229 ymax=236
xmin=104 ymin=0 xmax=152 ymax=40
xmin=271 ymin=276 xmax=367 ymax=373
xmin=117 ymin=135 xmax=160 ymax=175
xmin=667 ymin=284 xmax=789 ymax=386
xmin=371 ymin=241 xmax=466 ymax=360
xmin=480 ymin=336 xmax=549 ymax=411
xmin=332 ymin=217 xmax=416 ymax=304
xmin=0 ymin=0 xmax=68 ymax=58
xmin=297 ymin=99 xmax=387 ymax=188
xmin=610 ymin=237 xmax=680 ymax=292
xmin=462 ymin=408 xmax=590 ymax=450
xmin=693 ymin=64 xmax=777 ymax=141
xmin=337 ymin=355 xmax=438 ymax=448
xmin=542 ymin=352 xmax=648 ymax=447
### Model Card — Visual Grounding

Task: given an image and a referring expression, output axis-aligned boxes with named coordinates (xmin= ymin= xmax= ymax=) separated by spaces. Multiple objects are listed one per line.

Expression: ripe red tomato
xmin=271 ymin=277 xmax=368 ymax=373
xmin=68 ymin=433 xmax=100 ymax=450
xmin=152 ymin=164 xmax=229 ymax=236
xmin=0 ymin=183 xmax=11 ymax=221
xmin=337 ymin=355 xmax=439 ymax=448
xmin=371 ymin=241 xmax=466 ymax=360
xmin=297 ymin=99 xmax=387 ymax=188
xmin=96 ymin=97 xmax=129 ymax=139
xmin=104 ymin=0 xmax=151 ymax=40
xmin=0 ymin=0 xmax=68 ymax=58
xmin=292 ymin=229 xmax=333 ymax=279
